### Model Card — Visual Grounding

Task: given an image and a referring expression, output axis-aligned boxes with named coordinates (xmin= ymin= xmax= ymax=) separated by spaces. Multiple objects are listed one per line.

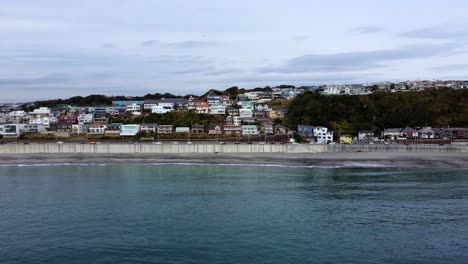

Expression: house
xmin=21 ymin=124 xmax=46 ymax=134
xmin=274 ymin=124 xmax=289 ymax=135
xmin=239 ymin=101 xmax=254 ymax=110
xmin=209 ymin=104 xmax=226 ymax=115
xmin=239 ymin=117 xmax=258 ymax=124
xmin=207 ymin=94 xmax=222 ymax=105
xmin=418 ymin=127 xmax=436 ymax=139
xmin=126 ymin=104 xmax=141 ymax=115
xmin=105 ymin=123 xmax=122 ymax=135
xmin=261 ymin=123 xmax=274 ymax=135
xmin=239 ymin=109 xmax=253 ymax=118
xmin=157 ymin=125 xmax=173 ymax=134
xmin=188 ymin=100 xmax=209 ymax=114
xmin=141 ymin=123 xmax=157 ymax=134
xmin=188 ymin=99 xmax=208 ymax=111
xmin=241 ymin=125 xmax=259 ymax=135
xmin=78 ymin=114 xmax=94 ymax=125
xmin=358 ymin=130 xmax=375 ymax=140
xmin=297 ymin=125 xmax=314 ymax=138
xmin=383 ymin=128 xmax=402 ymax=139
xmin=401 ymin=127 xmax=418 ymax=138
xmin=88 ymin=125 xmax=107 ymax=134
xmin=191 ymin=125 xmax=205 ymax=134
xmin=276 ymin=109 xmax=288 ymax=119
xmin=226 ymin=106 xmax=239 ymax=116
xmin=314 ymin=127 xmax=333 ymax=144
xmin=223 ymin=124 xmax=242 ymax=135
xmin=175 ymin=127 xmax=190 ymax=133
xmin=112 ymin=100 xmax=144 ymax=107
xmin=253 ymin=111 xmax=268 ymax=119
xmin=0 ymin=124 xmax=25 ymax=138
xmin=236 ymin=94 xmax=249 ymax=103
xmin=151 ymin=105 xmax=172 ymax=114
xmin=208 ymin=124 xmax=223 ymax=135
xmin=120 ymin=124 xmax=141 ymax=136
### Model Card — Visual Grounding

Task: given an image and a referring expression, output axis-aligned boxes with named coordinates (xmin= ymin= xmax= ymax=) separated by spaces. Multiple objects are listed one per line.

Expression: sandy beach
xmin=0 ymin=152 xmax=467 ymax=168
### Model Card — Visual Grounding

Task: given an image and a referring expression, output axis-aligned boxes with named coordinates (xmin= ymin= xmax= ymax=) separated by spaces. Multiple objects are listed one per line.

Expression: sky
xmin=1 ymin=0 xmax=468 ymax=101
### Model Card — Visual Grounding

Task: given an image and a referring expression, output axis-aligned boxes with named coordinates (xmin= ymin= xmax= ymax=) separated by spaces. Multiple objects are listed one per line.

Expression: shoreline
xmin=1 ymin=152 xmax=467 ymax=169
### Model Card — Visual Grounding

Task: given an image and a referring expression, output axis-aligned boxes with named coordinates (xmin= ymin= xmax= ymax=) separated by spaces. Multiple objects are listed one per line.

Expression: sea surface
xmin=0 ymin=164 xmax=467 ymax=264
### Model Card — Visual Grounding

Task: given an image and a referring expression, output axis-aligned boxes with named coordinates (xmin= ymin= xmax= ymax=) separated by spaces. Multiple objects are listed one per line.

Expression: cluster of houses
xmin=306 ymin=80 xmax=468 ymax=95
xmin=354 ymin=127 xmax=468 ymax=141
xmin=0 ymin=91 xmax=293 ymax=139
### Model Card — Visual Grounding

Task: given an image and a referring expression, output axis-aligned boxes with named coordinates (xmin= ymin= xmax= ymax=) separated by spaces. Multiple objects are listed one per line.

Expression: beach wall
xmin=0 ymin=143 xmax=327 ymax=154
xmin=0 ymin=143 xmax=467 ymax=154
xmin=327 ymin=144 xmax=468 ymax=153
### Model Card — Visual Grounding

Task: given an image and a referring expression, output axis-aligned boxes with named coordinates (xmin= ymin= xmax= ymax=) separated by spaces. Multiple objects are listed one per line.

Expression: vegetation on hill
xmin=287 ymin=88 xmax=468 ymax=135
xmin=111 ymin=111 xmax=226 ymax=127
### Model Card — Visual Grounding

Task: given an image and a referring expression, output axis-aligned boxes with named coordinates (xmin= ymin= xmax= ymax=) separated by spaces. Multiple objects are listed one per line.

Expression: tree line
xmin=287 ymin=88 xmax=468 ymax=135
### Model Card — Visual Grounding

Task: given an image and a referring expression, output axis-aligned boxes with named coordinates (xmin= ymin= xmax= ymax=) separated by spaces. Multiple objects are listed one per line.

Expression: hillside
xmin=287 ymin=88 xmax=468 ymax=134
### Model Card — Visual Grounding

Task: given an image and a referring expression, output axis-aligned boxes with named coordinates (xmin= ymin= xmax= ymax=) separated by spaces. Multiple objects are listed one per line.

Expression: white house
xmin=31 ymin=107 xmax=51 ymax=116
xmin=313 ymin=126 xmax=334 ymax=144
xmin=241 ymin=125 xmax=259 ymax=135
xmin=239 ymin=109 xmax=253 ymax=118
xmin=209 ymin=104 xmax=226 ymax=115
xmin=78 ymin=114 xmax=94 ymax=125
xmin=29 ymin=117 xmax=51 ymax=128
xmin=0 ymin=124 xmax=25 ymax=138
xmin=126 ymin=104 xmax=141 ymax=115
xmin=151 ymin=105 xmax=172 ymax=114
xmin=88 ymin=125 xmax=107 ymax=134
xmin=9 ymin=111 xmax=26 ymax=117
xmin=120 ymin=124 xmax=141 ymax=136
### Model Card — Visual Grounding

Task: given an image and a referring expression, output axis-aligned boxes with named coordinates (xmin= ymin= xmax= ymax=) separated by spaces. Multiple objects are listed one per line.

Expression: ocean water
xmin=0 ymin=164 xmax=467 ymax=264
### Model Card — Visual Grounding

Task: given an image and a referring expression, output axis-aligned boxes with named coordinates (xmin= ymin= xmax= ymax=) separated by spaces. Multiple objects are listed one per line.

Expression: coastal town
xmin=1 ymin=80 xmax=468 ymax=144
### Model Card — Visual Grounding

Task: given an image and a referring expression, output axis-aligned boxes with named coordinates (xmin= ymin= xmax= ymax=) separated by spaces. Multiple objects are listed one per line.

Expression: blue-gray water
xmin=1 ymin=164 xmax=468 ymax=264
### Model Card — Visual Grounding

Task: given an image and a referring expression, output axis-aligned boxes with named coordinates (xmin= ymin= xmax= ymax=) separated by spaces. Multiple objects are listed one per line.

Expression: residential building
xmin=105 ymin=123 xmax=122 ymax=135
xmin=358 ymin=130 xmax=375 ymax=140
xmin=157 ymin=125 xmax=173 ymax=134
xmin=175 ymin=127 xmax=190 ymax=133
xmin=141 ymin=123 xmax=157 ymax=134
xmin=126 ymin=104 xmax=141 ymax=115
xmin=401 ymin=127 xmax=418 ymax=138
xmin=274 ymin=124 xmax=289 ymax=135
xmin=239 ymin=109 xmax=253 ymax=118
xmin=78 ymin=114 xmax=94 ymax=125
xmin=151 ymin=105 xmax=172 ymax=114
xmin=418 ymin=127 xmax=436 ymax=139
xmin=209 ymin=104 xmax=226 ymax=115
xmin=261 ymin=123 xmax=274 ymax=135
xmin=223 ymin=124 xmax=242 ymax=135
xmin=120 ymin=124 xmax=141 ymax=136
xmin=0 ymin=124 xmax=25 ymax=138
xmin=191 ymin=125 xmax=205 ymax=134
xmin=208 ymin=124 xmax=222 ymax=135
xmin=31 ymin=107 xmax=51 ymax=116
xmin=383 ymin=128 xmax=402 ymax=139
xmin=298 ymin=125 xmax=314 ymax=138
xmin=241 ymin=125 xmax=259 ymax=135
xmin=313 ymin=127 xmax=334 ymax=144
xmin=88 ymin=125 xmax=107 ymax=134
xmin=226 ymin=106 xmax=239 ymax=116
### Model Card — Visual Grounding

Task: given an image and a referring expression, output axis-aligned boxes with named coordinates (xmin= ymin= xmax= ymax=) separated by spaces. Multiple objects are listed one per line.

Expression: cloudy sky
xmin=1 ymin=0 xmax=468 ymax=101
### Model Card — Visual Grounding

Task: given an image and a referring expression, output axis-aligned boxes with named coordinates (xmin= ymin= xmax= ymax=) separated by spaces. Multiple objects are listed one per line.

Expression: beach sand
xmin=0 ymin=152 xmax=467 ymax=168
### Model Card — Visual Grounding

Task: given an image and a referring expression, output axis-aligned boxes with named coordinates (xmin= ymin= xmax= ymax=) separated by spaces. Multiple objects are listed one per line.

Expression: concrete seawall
xmin=0 ymin=143 xmax=467 ymax=153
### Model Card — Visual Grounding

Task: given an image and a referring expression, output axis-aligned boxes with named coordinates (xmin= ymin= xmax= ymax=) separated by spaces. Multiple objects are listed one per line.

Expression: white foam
xmin=0 ymin=162 xmax=394 ymax=169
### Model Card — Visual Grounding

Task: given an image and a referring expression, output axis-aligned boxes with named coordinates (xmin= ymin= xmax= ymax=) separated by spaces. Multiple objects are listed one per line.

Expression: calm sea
xmin=1 ymin=164 xmax=467 ymax=264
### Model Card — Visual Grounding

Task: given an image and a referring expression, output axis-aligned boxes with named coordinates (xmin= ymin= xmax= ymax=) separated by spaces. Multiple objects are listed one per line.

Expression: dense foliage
xmin=111 ymin=111 xmax=226 ymax=127
xmin=288 ymin=89 xmax=468 ymax=134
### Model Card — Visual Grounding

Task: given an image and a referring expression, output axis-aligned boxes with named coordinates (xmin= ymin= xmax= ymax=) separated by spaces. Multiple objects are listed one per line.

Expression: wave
xmin=0 ymin=162 xmax=396 ymax=169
